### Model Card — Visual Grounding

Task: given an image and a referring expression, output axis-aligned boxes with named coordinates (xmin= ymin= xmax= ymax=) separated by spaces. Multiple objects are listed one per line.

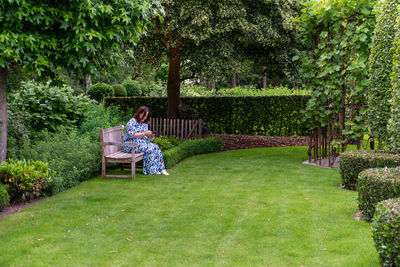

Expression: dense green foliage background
xmin=106 ymin=95 xmax=310 ymax=136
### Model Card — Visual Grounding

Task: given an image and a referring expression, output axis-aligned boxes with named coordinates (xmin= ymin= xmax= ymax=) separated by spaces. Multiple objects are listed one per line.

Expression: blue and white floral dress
xmin=121 ymin=118 xmax=166 ymax=175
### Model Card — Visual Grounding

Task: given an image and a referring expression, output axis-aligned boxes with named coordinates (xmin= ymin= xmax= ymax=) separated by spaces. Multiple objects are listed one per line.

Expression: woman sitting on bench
xmin=122 ymin=106 xmax=169 ymax=176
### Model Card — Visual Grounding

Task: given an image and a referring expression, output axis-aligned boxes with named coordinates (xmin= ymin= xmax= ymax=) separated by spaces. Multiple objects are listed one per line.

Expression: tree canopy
xmin=0 ymin=0 xmax=159 ymax=162
xmin=133 ymin=0 xmax=301 ymax=118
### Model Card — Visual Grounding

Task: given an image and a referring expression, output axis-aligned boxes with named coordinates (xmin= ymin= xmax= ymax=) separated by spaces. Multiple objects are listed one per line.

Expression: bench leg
xmin=102 ymin=158 xmax=106 ymax=178
xmin=131 ymin=160 xmax=135 ymax=180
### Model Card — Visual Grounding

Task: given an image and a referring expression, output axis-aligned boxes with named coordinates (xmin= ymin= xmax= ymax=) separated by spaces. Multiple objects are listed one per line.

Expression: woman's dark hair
xmin=134 ymin=106 xmax=150 ymax=123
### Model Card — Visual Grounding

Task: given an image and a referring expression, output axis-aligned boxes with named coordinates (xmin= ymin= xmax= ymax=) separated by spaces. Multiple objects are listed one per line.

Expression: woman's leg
xmin=135 ymin=143 xmax=165 ymax=175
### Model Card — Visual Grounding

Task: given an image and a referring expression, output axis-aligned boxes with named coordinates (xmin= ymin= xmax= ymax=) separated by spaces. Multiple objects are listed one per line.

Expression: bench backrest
xmin=100 ymin=125 xmax=123 ymax=157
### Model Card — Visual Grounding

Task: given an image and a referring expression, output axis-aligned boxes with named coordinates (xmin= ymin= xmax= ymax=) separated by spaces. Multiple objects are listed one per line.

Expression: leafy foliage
xmin=152 ymin=136 xmax=181 ymax=151
xmin=8 ymin=81 xmax=92 ymax=133
xmin=389 ymin=1 xmax=400 ymax=151
xmin=372 ymin=197 xmax=400 ymax=266
xmin=0 ymin=0 xmax=158 ymax=75
xmin=134 ymin=0 xmax=301 ymax=117
xmin=112 ymin=84 xmax=127 ymax=97
xmin=297 ymin=0 xmax=376 ymax=142
xmin=339 ymin=150 xmax=400 ymax=189
xmin=106 ymin=95 xmax=311 ymax=136
xmin=87 ymin=83 xmax=114 ymax=102
xmin=216 ymin=86 xmax=311 ymax=96
xmin=0 ymin=159 xmax=53 ymax=202
xmin=123 ymin=80 xmax=142 ymax=96
xmin=78 ymin=104 xmax=124 ymax=142
xmin=19 ymin=127 xmax=101 ymax=195
xmin=0 ymin=183 xmax=10 ymax=211
xmin=368 ymin=0 xmax=400 ymax=145
xmin=163 ymin=137 xmax=223 ymax=169
xmin=358 ymin=167 xmax=400 ymax=221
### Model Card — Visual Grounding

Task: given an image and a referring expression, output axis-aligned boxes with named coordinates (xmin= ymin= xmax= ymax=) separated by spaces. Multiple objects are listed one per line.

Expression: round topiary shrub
xmin=122 ymin=80 xmax=142 ymax=96
xmin=0 ymin=183 xmax=10 ymax=211
xmin=372 ymin=197 xmax=400 ymax=266
xmin=87 ymin=83 xmax=113 ymax=102
xmin=358 ymin=166 xmax=400 ymax=221
xmin=112 ymin=84 xmax=127 ymax=97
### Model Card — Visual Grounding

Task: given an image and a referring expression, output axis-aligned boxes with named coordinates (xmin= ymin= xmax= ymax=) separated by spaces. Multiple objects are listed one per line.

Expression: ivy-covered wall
xmin=105 ymin=96 xmax=310 ymax=136
xmin=369 ymin=0 xmax=400 ymax=147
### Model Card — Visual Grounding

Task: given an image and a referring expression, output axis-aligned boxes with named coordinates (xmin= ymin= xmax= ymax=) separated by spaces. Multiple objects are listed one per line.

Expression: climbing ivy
xmin=297 ymin=0 xmax=376 ymax=143
xmin=369 ymin=0 xmax=400 ymax=147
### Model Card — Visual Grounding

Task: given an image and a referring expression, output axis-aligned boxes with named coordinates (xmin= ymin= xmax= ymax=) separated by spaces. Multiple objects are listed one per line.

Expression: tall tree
xmin=0 ymin=0 xmax=159 ymax=162
xmin=135 ymin=0 xmax=300 ymax=118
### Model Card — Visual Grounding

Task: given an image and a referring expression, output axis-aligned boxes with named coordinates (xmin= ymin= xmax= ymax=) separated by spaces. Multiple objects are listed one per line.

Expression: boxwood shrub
xmin=339 ymin=150 xmax=400 ymax=189
xmin=163 ymin=137 xmax=223 ymax=169
xmin=358 ymin=167 xmax=400 ymax=221
xmin=372 ymin=197 xmax=400 ymax=266
xmin=0 ymin=183 xmax=10 ymax=211
xmin=87 ymin=83 xmax=114 ymax=102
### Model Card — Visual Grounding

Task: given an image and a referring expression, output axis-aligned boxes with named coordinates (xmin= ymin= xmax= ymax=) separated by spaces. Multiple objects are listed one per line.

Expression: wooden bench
xmin=100 ymin=125 xmax=144 ymax=180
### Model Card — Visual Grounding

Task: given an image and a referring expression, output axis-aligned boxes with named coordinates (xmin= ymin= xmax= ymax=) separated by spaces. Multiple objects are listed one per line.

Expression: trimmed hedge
xmin=358 ymin=167 xmax=400 ymax=221
xmin=339 ymin=150 xmax=400 ymax=189
xmin=368 ymin=0 xmax=400 ymax=145
xmin=0 ymin=183 xmax=10 ymax=211
xmin=372 ymin=197 xmax=400 ymax=266
xmin=163 ymin=137 xmax=223 ymax=169
xmin=105 ymin=96 xmax=310 ymax=136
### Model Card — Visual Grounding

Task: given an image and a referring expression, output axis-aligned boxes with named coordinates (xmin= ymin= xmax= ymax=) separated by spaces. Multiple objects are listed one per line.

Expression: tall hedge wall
xmin=368 ymin=0 xmax=400 ymax=145
xmin=105 ymin=96 xmax=310 ymax=136
xmin=390 ymin=3 xmax=400 ymax=151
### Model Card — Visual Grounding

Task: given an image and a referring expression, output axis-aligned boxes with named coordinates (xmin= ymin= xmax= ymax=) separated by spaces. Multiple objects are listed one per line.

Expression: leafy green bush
xmin=163 ymin=137 xmax=223 ymax=169
xmin=372 ymin=197 xmax=400 ymax=266
xmin=112 ymin=84 xmax=127 ymax=97
xmin=78 ymin=104 xmax=124 ymax=142
xmin=152 ymin=136 xmax=181 ymax=151
xmin=87 ymin=83 xmax=114 ymax=102
xmin=0 ymin=159 xmax=53 ymax=202
xmin=146 ymin=81 xmax=166 ymax=97
xmin=122 ymin=80 xmax=142 ymax=96
xmin=358 ymin=167 xmax=400 ymax=221
xmin=6 ymin=107 xmax=31 ymax=159
xmin=339 ymin=150 xmax=400 ymax=189
xmin=8 ymin=80 xmax=92 ymax=133
xmin=217 ymin=86 xmax=311 ymax=96
xmin=20 ymin=127 xmax=101 ymax=194
xmin=0 ymin=183 xmax=10 ymax=211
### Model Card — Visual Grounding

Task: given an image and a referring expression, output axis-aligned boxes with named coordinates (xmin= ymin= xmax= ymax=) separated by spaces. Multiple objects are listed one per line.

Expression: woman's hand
xmin=144 ymin=131 xmax=153 ymax=137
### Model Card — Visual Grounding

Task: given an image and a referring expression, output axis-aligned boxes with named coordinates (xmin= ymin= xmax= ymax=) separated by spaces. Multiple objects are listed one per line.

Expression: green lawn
xmin=0 ymin=147 xmax=379 ymax=266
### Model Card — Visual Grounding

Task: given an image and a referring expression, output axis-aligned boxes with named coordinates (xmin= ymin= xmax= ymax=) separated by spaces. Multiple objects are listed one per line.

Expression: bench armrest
xmin=121 ymin=142 xmax=138 ymax=148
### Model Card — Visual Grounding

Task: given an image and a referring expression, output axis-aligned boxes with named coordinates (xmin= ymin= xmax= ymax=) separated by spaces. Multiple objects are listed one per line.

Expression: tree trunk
xmin=263 ymin=66 xmax=267 ymax=89
xmin=232 ymin=73 xmax=237 ymax=88
xmin=167 ymin=47 xmax=181 ymax=119
xmin=85 ymin=75 xmax=92 ymax=92
xmin=0 ymin=68 xmax=7 ymax=162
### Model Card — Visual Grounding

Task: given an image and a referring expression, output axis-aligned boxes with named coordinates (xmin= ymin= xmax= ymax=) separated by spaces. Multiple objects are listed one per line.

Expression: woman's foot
xmin=161 ymin=170 xmax=169 ymax=176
